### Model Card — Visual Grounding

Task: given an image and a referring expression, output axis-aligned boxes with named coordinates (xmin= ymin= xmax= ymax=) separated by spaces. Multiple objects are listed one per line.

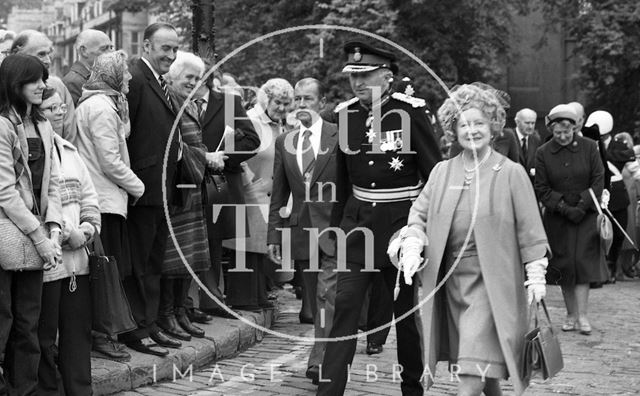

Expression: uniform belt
xmin=352 ymin=183 xmax=423 ymax=203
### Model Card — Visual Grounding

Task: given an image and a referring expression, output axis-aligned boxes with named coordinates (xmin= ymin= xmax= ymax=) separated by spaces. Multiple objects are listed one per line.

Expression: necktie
xmin=158 ymin=75 xmax=182 ymax=158
xmin=195 ymin=98 xmax=206 ymax=122
xmin=521 ymin=137 xmax=527 ymax=158
xmin=158 ymin=75 xmax=172 ymax=106
xmin=301 ymin=130 xmax=315 ymax=181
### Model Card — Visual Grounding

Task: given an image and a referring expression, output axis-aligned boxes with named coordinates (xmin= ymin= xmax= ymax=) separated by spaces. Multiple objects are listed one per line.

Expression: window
xmin=131 ymin=31 xmax=139 ymax=55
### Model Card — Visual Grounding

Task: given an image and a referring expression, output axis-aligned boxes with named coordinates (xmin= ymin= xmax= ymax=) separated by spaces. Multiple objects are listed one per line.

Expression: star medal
xmin=389 ymin=157 xmax=404 ymax=171
xmin=366 ymin=128 xmax=377 ymax=143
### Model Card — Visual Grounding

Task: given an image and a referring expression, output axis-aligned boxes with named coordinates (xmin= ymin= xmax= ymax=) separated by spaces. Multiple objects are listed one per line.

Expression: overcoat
xmin=535 ymin=136 xmax=606 ymax=285
xmin=407 ymin=153 xmax=549 ymax=395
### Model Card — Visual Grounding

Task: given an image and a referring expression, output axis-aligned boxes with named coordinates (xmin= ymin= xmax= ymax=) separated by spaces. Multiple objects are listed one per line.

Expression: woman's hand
xmin=525 ymin=258 xmax=548 ymax=304
xmin=206 ymin=151 xmax=229 ymax=172
xmin=34 ymin=238 xmax=59 ymax=270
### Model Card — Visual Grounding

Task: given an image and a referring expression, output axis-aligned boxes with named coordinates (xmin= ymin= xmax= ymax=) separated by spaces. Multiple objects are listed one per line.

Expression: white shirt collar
xmin=141 ymin=57 xmax=163 ymax=83
xmin=300 ymin=117 xmax=323 ymax=137
xmin=515 ymin=127 xmax=526 ymax=142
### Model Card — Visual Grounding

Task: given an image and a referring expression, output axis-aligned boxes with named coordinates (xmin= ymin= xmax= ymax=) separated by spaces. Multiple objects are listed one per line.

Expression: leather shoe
xmin=158 ymin=316 xmax=191 ymax=342
xmin=92 ymin=337 xmax=131 ymax=362
xmin=126 ymin=338 xmax=169 ymax=357
xmin=187 ymin=308 xmax=213 ymax=324
xmin=305 ymin=366 xmax=319 ymax=385
xmin=366 ymin=342 xmax=383 ymax=355
xmin=149 ymin=330 xmax=182 ymax=348
xmin=177 ymin=314 xmax=205 ymax=338
xmin=202 ymin=307 xmax=237 ymax=319
xmin=299 ymin=313 xmax=314 ymax=324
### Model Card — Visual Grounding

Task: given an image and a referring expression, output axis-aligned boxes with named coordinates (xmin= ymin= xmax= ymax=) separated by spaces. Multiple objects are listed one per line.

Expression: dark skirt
xmin=162 ymin=189 xmax=211 ymax=277
xmin=100 ymin=213 xmax=132 ymax=279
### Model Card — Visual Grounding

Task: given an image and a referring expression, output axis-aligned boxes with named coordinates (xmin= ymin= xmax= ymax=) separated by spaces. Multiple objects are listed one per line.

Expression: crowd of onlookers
xmin=0 ymin=20 xmax=639 ymax=396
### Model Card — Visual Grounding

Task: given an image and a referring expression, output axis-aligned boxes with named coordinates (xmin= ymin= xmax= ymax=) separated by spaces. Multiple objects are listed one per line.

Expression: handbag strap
xmin=588 ymin=188 xmax=603 ymax=215
xmin=85 ymin=232 xmax=107 ymax=257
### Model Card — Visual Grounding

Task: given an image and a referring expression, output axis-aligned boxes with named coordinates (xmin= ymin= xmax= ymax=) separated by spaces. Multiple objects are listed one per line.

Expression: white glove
xmin=398 ymin=227 xmax=428 ymax=285
xmin=524 ymin=258 xmax=548 ymax=304
xmin=601 ymin=189 xmax=610 ymax=209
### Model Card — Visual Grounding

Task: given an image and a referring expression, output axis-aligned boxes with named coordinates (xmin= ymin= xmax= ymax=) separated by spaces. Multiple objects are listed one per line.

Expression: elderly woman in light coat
xmin=396 ymin=84 xmax=550 ymax=396
xmin=74 ymin=50 xmax=144 ymax=361
xmin=0 ymin=54 xmax=62 ymax=395
xmin=223 ymin=78 xmax=294 ymax=309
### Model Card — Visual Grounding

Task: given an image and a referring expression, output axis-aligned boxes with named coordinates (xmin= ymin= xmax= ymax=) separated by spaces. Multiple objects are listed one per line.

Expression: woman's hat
xmin=585 ymin=110 xmax=613 ymax=135
xmin=546 ymin=104 xmax=577 ymax=125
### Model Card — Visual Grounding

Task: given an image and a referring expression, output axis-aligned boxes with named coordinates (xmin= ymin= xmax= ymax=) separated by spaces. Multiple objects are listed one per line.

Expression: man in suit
xmin=317 ymin=42 xmax=442 ymax=396
xmin=514 ymin=108 xmax=540 ymax=182
xmin=11 ymin=30 xmax=76 ymax=142
xmin=120 ymin=22 xmax=182 ymax=357
xmin=266 ymin=78 xmax=338 ymax=385
xmin=196 ymin=65 xmax=260 ymax=318
xmin=63 ymin=29 xmax=114 ymax=106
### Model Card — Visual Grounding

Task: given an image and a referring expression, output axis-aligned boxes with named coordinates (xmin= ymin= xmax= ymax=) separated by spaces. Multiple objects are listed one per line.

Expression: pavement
xmin=91 ymin=306 xmax=278 ymax=395
xmin=102 ymin=279 xmax=640 ymax=395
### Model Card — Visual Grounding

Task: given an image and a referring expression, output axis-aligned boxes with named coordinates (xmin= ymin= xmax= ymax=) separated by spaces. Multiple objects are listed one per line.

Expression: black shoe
xmin=201 ymin=307 xmax=237 ymax=319
xmin=366 ymin=342 xmax=383 ymax=355
xmin=305 ymin=366 xmax=319 ymax=385
xmin=149 ymin=330 xmax=182 ymax=348
xmin=299 ymin=313 xmax=314 ymax=324
xmin=157 ymin=316 xmax=191 ymax=342
xmin=187 ymin=308 xmax=213 ymax=324
xmin=126 ymin=338 xmax=169 ymax=357
xmin=294 ymin=286 xmax=303 ymax=300
xmin=92 ymin=336 xmax=132 ymax=362
xmin=177 ymin=314 xmax=205 ymax=338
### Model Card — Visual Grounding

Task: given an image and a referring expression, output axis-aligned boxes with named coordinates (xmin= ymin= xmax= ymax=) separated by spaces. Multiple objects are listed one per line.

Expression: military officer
xmin=317 ymin=41 xmax=442 ymax=396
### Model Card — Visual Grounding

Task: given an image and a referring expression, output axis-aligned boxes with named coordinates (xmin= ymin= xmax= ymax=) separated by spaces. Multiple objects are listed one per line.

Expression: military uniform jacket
xmin=331 ymin=93 xmax=442 ymax=268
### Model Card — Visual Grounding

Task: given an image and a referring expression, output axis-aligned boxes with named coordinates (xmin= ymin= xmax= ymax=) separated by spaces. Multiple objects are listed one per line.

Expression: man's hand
xmin=267 ymin=244 xmax=282 ymax=265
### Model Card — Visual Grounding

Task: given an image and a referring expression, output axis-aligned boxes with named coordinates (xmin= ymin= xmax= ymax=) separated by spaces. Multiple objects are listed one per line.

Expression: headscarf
xmin=78 ymin=50 xmax=129 ymax=123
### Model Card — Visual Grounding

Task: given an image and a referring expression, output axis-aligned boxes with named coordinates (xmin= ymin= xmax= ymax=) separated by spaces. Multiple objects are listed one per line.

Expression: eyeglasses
xmin=41 ymin=103 xmax=68 ymax=114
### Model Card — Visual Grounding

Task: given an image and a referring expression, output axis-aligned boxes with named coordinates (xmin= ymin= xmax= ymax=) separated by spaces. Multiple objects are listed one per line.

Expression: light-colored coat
xmin=407 ymin=153 xmax=549 ymax=395
xmin=43 ymin=136 xmax=101 ymax=283
xmin=0 ymin=110 xmax=62 ymax=233
xmin=75 ymin=93 xmax=144 ymax=218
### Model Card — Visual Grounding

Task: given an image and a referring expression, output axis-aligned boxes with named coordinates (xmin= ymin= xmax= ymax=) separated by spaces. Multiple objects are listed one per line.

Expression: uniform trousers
xmin=317 ymin=262 xmax=423 ymax=396
xmin=366 ymin=273 xmax=393 ymax=346
xmin=120 ymin=206 xmax=169 ymax=342
xmin=38 ymin=276 xmax=92 ymax=396
xmin=308 ymin=254 xmax=337 ymax=369
xmin=0 ymin=269 xmax=43 ymax=396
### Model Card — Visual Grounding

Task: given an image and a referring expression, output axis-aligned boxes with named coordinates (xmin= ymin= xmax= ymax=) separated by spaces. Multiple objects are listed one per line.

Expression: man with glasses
xmin=11 ymin=30 xmax=77 ymax=142
xmin=63 ymin=29 xmax=114 ymax=106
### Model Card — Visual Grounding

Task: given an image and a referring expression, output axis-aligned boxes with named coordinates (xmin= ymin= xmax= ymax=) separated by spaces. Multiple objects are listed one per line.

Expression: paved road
xmin=123 ymin=279 xmax=640 ymax=395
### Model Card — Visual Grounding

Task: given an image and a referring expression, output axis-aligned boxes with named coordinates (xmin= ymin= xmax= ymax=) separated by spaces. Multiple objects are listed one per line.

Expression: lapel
xmin=138 ymin=58 xmax=175 ymax=114
xmin=309 ymin=122 xmax=338 ymax=185
xmin=202 ymin=89 xmax=224 ymax=128
xmin=285 ymin=130 xmax=304 ymax=180
xmin=433 ymin=156 xmax=466 ymax=247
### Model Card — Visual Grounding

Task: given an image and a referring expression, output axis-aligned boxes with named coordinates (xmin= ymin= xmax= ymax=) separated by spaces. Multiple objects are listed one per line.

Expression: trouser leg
xmin=308 ymin=254 xmax=337 ymax=368
xmin=366 ymin=272 xmax=393 ymax=345
xmin=37 ymin=280 xmax=61 ymax=396
xmin=58 ymin=276 xmax=92 ymax=396
xmin=317 ymin=262 xmax=371 ymax=396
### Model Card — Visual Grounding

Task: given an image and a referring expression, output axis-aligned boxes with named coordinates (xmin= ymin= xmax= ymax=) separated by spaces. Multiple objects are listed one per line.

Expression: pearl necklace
xmin=462 ymin=149 xmax=492 ymax=185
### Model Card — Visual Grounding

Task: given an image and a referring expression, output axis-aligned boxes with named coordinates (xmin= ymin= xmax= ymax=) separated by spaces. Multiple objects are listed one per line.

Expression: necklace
xmin=462 ymin=149 xmax=492 ymax=185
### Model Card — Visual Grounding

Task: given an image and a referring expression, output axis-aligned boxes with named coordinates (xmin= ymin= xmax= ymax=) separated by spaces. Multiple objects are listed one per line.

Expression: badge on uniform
xmin=388 ymin=157 xmax=404 ymax=171
xmin=380 ymin=129 xmax=404 ymax=152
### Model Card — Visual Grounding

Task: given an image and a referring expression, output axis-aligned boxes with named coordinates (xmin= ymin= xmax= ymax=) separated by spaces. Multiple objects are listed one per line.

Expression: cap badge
xmin=353 ymin=47 xmax=362 ymax=62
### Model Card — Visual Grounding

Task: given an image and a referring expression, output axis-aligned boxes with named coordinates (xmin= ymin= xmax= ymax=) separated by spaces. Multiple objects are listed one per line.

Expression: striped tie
xmin=158 ymin=75 xmax=172 ymax=106
xmin=301 ymin=130 xmax=315 ymax=181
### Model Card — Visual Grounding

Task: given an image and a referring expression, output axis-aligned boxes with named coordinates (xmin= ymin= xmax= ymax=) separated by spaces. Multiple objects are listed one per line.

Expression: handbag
xmin=588 ymin=188 xmax=613 ymax=254
xmin=0 ymin=215 xmax=45 ymax=271
xmin=88 ymin=235 xmax=137 ymax=337
xmin=522 ymin=300 xmax=564 ymax=382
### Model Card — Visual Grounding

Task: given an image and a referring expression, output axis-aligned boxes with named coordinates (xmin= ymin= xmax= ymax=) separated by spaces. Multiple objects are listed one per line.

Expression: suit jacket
xmin=201 ymin=89 xmax=260 ymax=174
xmin=267 ymin=121 xmax=338 ymax=260
xmin=511 ymin=128 xmax=541 ymax=179
xmin=62 ymin=61 xmax=91 ymax=106
xmin=125 ymin=58 xmax=180 ymax=207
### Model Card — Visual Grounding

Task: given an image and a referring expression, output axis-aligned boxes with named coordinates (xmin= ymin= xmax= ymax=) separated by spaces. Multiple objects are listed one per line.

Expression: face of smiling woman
xmin=456 ymin=107 xmax=492 ymax=157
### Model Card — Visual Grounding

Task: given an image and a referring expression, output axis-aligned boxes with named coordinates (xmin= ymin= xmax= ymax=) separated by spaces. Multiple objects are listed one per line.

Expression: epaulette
xmin=333 ymin=97 xmax=359 ymax=113
xmin=391 ymin=92 xmax=426 ymax=108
